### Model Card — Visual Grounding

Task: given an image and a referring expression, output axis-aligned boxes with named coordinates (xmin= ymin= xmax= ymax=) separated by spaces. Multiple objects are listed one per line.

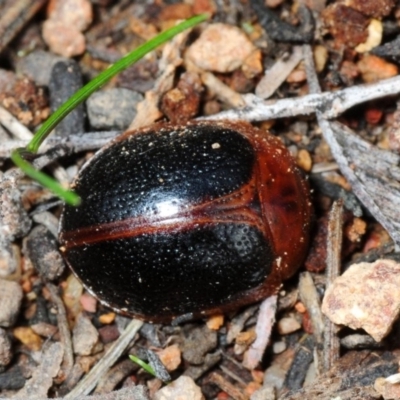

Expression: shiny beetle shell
xmin=59 ymin=120 xmax=312 ymax=323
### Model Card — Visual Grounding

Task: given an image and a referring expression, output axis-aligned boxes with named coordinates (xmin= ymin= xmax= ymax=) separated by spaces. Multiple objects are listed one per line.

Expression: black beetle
xmin=59 ymin=120 xmax=311 ymax=323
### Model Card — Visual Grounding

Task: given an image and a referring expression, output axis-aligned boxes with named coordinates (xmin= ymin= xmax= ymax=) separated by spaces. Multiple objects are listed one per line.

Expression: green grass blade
xmin=129 ymin=355 xmax=156 ymax=377
xmin=11 ymin=149 xmax=81 ymax=205
xmin=26 ymin=14 xmax=207 ymax=154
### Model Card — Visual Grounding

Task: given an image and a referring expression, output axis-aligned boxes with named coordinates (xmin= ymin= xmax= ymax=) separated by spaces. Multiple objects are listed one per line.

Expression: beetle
xmin=59 ymin=119 xmax=311 ymax=323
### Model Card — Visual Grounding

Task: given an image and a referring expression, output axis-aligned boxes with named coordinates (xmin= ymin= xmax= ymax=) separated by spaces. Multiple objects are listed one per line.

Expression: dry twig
xmin=323 ymin=200 xmax=343 ymax=372
xmin=208 ymin=372 xmax=249 ymax=400
xmin=255 ymin=46 xmax=303 ymax=99
xmin=0 ymin=131 xmax=121 ymax=159
xmin=302 ymin=44 xmax=400 ymax=249
xmin=0 ymin=0 xmax=47 ymax=53
xmin=0 ymin=105 xmax=33 ymax=140
xmin=202 ymin=74 xmax=400 ymax=123
xmin=298 ymin=272 xmax=324 ymax=343
xmin=47 ymin=283 xmax=74 ymax=381
xmin=64 ymin=318 xmax=143 ymax=398
xmin=242 ymin=295 xmax=277 ymax=370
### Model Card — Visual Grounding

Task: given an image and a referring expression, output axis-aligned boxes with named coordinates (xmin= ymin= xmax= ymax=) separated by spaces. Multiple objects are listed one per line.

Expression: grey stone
xmin=87 ymin=88 xmax=143 ymax=130
xmin=0 ymin=279 xmax=23 ymax=327
xmin=0 ymin=328 xmax=12 ymax=367
xmin=72 ymin=313 xmax=99 ymax=356
xmin=16 ymin=50 xmax=64 ymax=86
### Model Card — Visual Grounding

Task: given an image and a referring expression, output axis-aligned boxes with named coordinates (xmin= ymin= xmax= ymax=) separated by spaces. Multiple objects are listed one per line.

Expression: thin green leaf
xmin=129 ymin=355 xmax=156 ymax=377
xmin=11 ymin=149 xmax=81 ymax=206
xmin=26 ymin=14 xmax=207 ymax=154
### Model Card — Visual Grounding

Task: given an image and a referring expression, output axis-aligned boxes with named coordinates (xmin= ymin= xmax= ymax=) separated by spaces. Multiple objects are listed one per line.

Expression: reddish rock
xmin=154 ymin=376 xmax=204 ymax=400
xmin=322 ymin=259 xmax=400 ymax=341
xmin=322 ymin=4 xmax=369 ymax=48
xmin=47 ymin=0 xmax=93 ymax=31
xmin=42 ymin=20 xmax=86 ymax=58
xmin=186 ymin=23 xmax=256 ymax=73
xmin=346 ymin=0 xmax=395 ymax=18
xmin=357 ymin=54 xmax=399 ymax=83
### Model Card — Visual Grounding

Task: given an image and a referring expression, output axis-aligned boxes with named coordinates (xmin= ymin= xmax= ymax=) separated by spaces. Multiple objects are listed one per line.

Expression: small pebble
xmin=0 ymin=241 xmax=20 ymax=278
xmin=148 ymin=378 xmax=163 ymax=397
xmin=375 ymin=376 xmax=400 ymax=400
xmin=154 ymin=375 xmax=204 ymax=400
xmin=98 ymin=324 xmax=120 ymax=343
xmin=252 ymin=370 xmax=264 ymax=384
xmin=346 ymin=0 xmax=395 ymax=18
xmin=62 ymin=274 xmax=83 ymax=318
xmin=339 ymin=60 xmax=360 ymax=83
xmin=0 ymin=279 xmax=23 ymax=327
xmin=159 ymin=3 xmax=193 ymax=21
xmin=25 ymin=225 xmax=65 ymax=281
xmin=313 ymin=45 xmax=328 ymax=73
xmin=47 ymin=0 xmax=93 ymax=31
xmin=186 ymin=23 xmax=256 ymax=73
xmin=156 ymin=344 xmax=181 ymax=372
xmin=0 ymin=328 xmax=12 ymax=367
xmin=192 ymin=0 xmax=216 ymax=16
xmin=182 ymin=325 xmax=217 ymax=365
xmin=0 ymin=366 xmax=26 ymax=390
xmin=296 ymin=149 xmax=312 ymax=172
xmin=355 ymin=19 xmax=383 ymax=53
xmin=263 ymin=363 xmax=287 ymax=391
xmin=161 ymin=71 xmax=202 ymax=124
xmin=277 ymin=317 xmax=301 ymax=335
xmin=80 ymin=292 xmax=97 ymax=313
xmin=357 ymin=54 xmax=398 ymax=83
xmin=0 ymin=178 xmax=32 ymax=240
xmin=322 ymin=4 xmax=369 ymax=48
xmin=17 ymin=50 xmax=63 ymax=86
xmin=31 ymin=322 xmax=58 ymax=338
xmin=303 ymin=361 xmax=317 ymax=386
xmin=242 ymin=49 xmax=263 ymax=79
xmin=234 ymin=330 xmax=257 ymax=355
xmin=250 ymin=385 xmax=275 ymax=400
xmin=246 ymin=381 xmax=262 ymax=397
xmin=98 ymin=312 xmax=116 ymax=325
xmin=13 ymin=327 xmax=42 ymax=351
xmin=72 ymin=313 xmax=99 ymax=356
xmin=272 ymin=341 xmax=287 ymax=354
xmin=340 ymin=333 xmax=382 ymax=349
xmin=294 ymin=302 xmax=306 ymax=313
xmin=0 ymin=69 xmax=17 ymax=93
xmin=87 ymin=88 xmax=143 ymax=130
xmin=365 ymin=107 xmax=383 ymax=124
xmin=236 ymin=330 xmax=257 ymax=346
xmin=286 ymin=67 xmax=307 ymax=83
xmin=49 ymin=59 xmax=85 ymax=136
xmin=42 ymin=20 xmax=86 ymax=58
xmin=322 ymin=259 xmax=400 ymax=341
xmin=206 ymin=314 xmax=224 ymax=330
xmin=266 ymin=0 xmax=284 ymax=7
xmin=345 ymin=217 xmax=367 ymax=243
xmin=234 ymin=342 xmax=248 ymax=356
